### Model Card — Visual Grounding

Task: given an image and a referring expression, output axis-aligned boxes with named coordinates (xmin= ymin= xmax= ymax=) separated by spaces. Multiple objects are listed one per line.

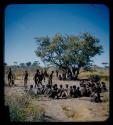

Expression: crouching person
xmin=90 ymin=90 xmax=102 ymax=103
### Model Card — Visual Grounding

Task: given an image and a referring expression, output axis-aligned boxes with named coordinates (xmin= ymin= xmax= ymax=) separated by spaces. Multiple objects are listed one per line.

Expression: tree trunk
xmin=76 ymin=67 xmax=81 ymax=79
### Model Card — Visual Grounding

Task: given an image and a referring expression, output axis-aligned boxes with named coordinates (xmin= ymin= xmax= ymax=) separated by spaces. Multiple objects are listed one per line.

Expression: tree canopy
xmin=35 ymin=32 xmax=103 ymax=78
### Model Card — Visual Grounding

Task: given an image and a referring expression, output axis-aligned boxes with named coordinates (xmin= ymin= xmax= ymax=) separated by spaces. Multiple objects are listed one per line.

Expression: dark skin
xmin=24 ymin=71 xmax=28 ymax=87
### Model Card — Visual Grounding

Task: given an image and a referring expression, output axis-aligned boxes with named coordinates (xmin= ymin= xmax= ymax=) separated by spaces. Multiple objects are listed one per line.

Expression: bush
xmin=5 ymin=94 xmax=45 ymax=122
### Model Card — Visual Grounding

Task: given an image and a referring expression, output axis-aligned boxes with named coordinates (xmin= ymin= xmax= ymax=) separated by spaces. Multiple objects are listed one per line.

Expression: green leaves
xmin=35 ymin=32 xmax=103 ymax=76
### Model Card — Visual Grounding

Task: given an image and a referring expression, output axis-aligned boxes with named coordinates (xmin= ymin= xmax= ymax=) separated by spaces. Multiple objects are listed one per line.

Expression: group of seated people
xmin=79 ymin=79 xmax=107 ymax=102
xmin=28 ymin=78 xmax=107 ymax=103
xmin=58 ymin=73 xmax=77 ymax=80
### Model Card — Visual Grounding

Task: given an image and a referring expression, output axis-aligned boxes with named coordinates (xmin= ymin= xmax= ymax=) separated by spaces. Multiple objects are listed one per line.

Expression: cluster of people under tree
xmin=58 ymin=71 xmax=77 ymax=80
xmin=7 ymin=68 xmax=108 ymax=103
xmin=29 ymin=69 xmax=107 ymax=103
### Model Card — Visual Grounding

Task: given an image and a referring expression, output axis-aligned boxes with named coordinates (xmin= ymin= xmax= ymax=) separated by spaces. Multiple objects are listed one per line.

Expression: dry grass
xmin=79 ymin=68 xmax=109 ymax=83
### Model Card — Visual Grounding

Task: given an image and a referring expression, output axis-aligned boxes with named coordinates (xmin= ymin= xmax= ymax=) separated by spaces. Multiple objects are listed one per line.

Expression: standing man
xmin=38 ymin=70 xmax=44 ymax=86
xmin=48 ymin=71 xmax=54 ymax=86
xmin=8 ymin=68 xmax=13 ymax=86
xmin=34 ymin=69 xmax=40 ymax=88
xmin=24 ymin=70 xmax=28 ymax=88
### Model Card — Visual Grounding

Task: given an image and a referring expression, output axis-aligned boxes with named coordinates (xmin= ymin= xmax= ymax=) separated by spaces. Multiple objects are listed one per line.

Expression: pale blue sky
xmin=5 ymin=4 xmax=109 ymax=67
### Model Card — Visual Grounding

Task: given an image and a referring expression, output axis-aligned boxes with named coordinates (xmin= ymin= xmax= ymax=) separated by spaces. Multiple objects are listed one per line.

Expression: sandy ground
xmin=4 ymin=77 xmax=109 ymax=122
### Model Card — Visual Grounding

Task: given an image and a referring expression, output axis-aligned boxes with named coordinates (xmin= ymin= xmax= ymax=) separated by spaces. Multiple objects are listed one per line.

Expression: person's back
xmin=76 ymin=87 xmax=81 ymax=97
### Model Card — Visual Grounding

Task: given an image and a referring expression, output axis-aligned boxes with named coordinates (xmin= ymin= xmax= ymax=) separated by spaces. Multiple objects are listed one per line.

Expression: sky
xmin=5 ymin=4 xmax=109 ymax=67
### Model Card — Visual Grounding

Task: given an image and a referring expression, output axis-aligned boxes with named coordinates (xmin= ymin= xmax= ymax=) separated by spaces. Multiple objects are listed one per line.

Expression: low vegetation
xmin=5 ymin=92 xmax=45 ymax=122
xmin=79 ymin=68 xmax=109 ymax=83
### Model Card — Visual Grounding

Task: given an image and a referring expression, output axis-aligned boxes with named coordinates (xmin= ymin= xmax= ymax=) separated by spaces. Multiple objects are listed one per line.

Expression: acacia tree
xmin=35 ymin=32 xmax=103 ymax=79
xmin=26 ymin=62 xmax=31 ymax=67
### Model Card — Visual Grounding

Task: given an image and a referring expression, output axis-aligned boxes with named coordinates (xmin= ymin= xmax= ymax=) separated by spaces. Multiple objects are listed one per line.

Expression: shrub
xmin=5 ymin=94 xmax=45 ymax=122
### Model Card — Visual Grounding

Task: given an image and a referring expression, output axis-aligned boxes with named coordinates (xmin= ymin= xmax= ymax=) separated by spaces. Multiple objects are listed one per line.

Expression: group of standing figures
xmin=33 ymin=69 xmax=54 ymax=88
xmin=7 ymin=68 xmax=54 ymax=88
xmin=7 ymin=68 xmax=108 ymax=103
